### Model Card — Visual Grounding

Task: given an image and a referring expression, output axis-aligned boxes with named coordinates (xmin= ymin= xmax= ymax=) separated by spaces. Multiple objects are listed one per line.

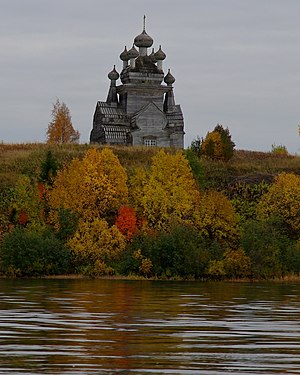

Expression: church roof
xmin=96 ymin=102 xmax=129 ymax=121
xmin=120 ymin=46 xmax=129 ymax=61
xmin=164 ymin=69 xmax=175 ymax=85
xmin=134 ymin=30 xmax=153 ymax=48
xmin=108 ymin=65 xmax=119 ymax=80
xmin=134 ymin=16 xmax=153 ymax=48
xmin=154 ymin=45 xmax=166 ymax=61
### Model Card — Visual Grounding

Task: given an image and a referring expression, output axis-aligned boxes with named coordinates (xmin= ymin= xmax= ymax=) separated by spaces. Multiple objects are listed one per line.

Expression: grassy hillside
xmin=0 ymin=143 xmax=299 ymax=191
xmin=0 ymin=142 xmax=299 ymax=279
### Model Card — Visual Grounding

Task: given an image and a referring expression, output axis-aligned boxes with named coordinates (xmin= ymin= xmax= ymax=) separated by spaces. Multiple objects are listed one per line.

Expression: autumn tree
xmin=48 ymin=148 xmax=128 ymax=274
xmin=256 ymin=172 xmax=300 ymax=236
xmin=201 ymin=131 xmax=224 ymax=160
xmin=49 ymin=148 xmax=128 ymax=224
xmin=68 ymin=218 xmax=126 ymax=276
xmin=193 ymin=190 xmax=240 ymax=245
xmin=129 ymin=150 xmax=200 ymax=229
xmin=46 ymin=99 xmax=80 ymax=144
xmin=201 ymin=124 xmax=235 ymax=161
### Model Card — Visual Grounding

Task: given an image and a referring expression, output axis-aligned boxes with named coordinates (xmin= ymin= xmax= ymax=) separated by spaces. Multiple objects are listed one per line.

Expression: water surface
xmin=0 ymin=279 xmax=300 ymax=374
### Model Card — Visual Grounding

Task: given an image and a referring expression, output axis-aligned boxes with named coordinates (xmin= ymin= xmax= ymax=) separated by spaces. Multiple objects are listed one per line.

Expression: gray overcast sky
xmin=1 ymin=0 xmax=300 ymax=153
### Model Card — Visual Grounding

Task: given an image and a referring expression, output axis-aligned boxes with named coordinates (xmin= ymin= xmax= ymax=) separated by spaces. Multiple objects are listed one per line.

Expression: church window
xmin=144 ymin=138 xmax=157 ymax=147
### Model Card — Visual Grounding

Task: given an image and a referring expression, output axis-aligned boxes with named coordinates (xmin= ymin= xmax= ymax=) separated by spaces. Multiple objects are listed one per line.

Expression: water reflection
xmin=0 ymin=279 xmax=300 ymax=374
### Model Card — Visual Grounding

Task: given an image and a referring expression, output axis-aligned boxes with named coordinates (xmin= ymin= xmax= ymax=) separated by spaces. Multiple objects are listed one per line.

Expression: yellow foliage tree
xmin=193 ymin=190 xmax=239 ymax=244
xmin=129 ymin=150 xmax=201 ymax=229
xmin=201 ymin=131 xmax=224 ymax=160
xmin=68 ymin=218 xmax=126 ymax=275
xmin=46 ymin=99 xmax=80 ymax=144
xmin=256 ymin=172 xmax=300 ymax=235
xmin=49 ymin=148 xmax=128 ymax=223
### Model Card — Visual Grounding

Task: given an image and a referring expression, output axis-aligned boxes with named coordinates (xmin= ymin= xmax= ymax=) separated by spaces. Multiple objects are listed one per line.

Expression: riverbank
xmin=0 ymin=143 xmax=299 ymax=280
xmin=2 ymin=273 xmax=300 ymax=283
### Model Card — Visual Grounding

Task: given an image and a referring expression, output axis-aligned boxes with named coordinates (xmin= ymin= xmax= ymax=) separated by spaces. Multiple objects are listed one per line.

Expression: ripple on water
xmin=0 ymin=280 xmax=300 ymax=374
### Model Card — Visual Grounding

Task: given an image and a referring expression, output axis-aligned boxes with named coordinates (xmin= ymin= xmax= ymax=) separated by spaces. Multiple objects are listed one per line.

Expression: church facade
xmin=90 ymin=18 xmax=184 ymax=148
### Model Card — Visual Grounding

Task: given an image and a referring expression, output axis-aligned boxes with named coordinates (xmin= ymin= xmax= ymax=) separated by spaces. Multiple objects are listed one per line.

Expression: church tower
xmin=90 ymin=17 xmax=184 ymax=148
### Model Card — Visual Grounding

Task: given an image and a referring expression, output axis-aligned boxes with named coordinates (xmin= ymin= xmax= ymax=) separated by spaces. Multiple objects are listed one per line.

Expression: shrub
xmin=0 ymin=227 xmax=71 ymax=276
xmin=185 ymin=148 xmax=206 ymax=189
xmin=241 ymin=219 xmax=293 ymax=279
xmin=10 ymin=175 xmax=43 ymax=226
xmin=120 ymin=224 xmax=219 ymax=278
xmin=222 ymin=248 xmax=251 ymax=278
xmin=208 ymin=248 xmax=251 ymax=280
xmin=271 ymin=144 xmax=288 ymax=156
xmin=228 ymin=181 xmax=269 ymax=222
xmin=280 ymin=239 xmax=300 ymax=275
xmin=67 ymin=218 xmax=126 ymax=276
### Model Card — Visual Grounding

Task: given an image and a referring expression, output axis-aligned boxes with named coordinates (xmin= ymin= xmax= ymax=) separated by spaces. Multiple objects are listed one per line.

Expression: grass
xmin=201 ymin=149 xmax=300 ymax=189
xmin=0 ymin=143 xmax=299 ymax=191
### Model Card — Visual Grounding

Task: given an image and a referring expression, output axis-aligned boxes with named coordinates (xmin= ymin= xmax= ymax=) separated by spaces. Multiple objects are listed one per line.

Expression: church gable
xmin=131 ymin=102 xmax=167 ymax=130
xmin=131 ymin=102 xmax=170 ymax=147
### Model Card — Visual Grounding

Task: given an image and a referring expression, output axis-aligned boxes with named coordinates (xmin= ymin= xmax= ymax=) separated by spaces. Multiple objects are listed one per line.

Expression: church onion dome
xmin=149 ymin=48 xmax=157 ymax=63
xmin=154 ymin=45 xmax=166 ymax=60
xmin=127 ymin=44 xmax=139 ymax=59
xmin=120 ymin=46 xmax=129 ymax=61
xmin=134 ymin=30 xmax=153 ymax=48
xmin=108 ymin=65 xmax=119 ymax=80
xmin=164 ymin=69 xmax=175 ymax=85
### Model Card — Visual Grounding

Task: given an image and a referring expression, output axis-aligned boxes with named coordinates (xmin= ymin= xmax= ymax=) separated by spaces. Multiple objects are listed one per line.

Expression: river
xmin=0 ymin=279 xmax=300 ymax=374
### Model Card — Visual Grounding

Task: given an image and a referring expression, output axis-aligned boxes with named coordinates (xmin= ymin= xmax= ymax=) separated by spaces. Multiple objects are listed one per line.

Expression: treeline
xmin=0 ymin=144 xmax=299 ymax=279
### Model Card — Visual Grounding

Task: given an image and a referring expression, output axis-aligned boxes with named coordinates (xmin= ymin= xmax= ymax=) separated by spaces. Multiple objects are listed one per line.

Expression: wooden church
xmin=90 ymin=17 xmax=184 ymax=148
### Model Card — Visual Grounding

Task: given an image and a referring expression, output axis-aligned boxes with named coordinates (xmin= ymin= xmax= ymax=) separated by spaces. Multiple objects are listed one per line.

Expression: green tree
xmin=190 ymin=136 xmax=202 ymax=158
xmin=40 ymin=150 xmax=59 ymax=185
xmin=46 ymin=99 xmax=80 ymax=144
xmin=0 ymin=227 xmax=71 ymax=277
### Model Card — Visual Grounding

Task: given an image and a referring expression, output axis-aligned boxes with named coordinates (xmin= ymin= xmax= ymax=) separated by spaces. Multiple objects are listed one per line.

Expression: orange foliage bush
xmin=18 ymin=210 xmax=27 ymax=226
xmin=115 ymin=206 xmax=137 ymax=240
